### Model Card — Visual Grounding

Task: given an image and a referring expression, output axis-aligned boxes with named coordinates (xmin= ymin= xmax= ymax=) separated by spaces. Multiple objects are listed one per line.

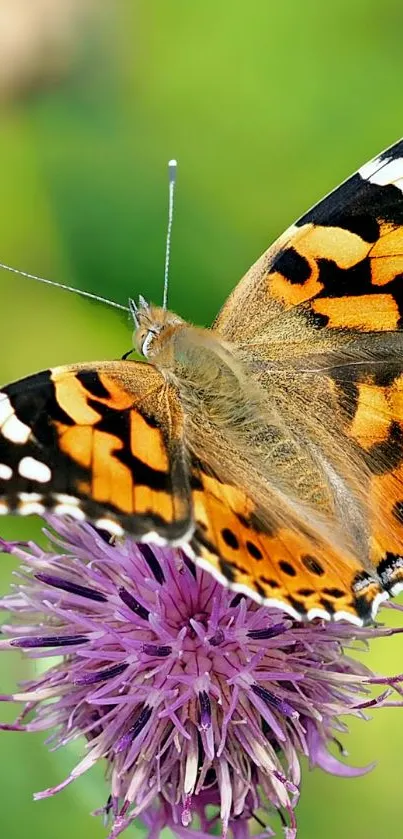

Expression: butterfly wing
xmin=214 ymin=138 xmax=403 ymax=345
xmin=0 ymin=361 xmax=192 ymax=541
xmin=0 ymin=355 xmax=384 ymax=625
xmin=187 ymin=458 xmax=386 ymax=625
xmin=0 ymin=359 xmax=389 ymax=625
xmin=213 ymin=138 xmax=403 ymax=606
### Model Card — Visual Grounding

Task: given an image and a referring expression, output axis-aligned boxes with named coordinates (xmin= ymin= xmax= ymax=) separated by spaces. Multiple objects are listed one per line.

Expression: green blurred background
xmin=0 ymin=1 xmax=403 ymax=837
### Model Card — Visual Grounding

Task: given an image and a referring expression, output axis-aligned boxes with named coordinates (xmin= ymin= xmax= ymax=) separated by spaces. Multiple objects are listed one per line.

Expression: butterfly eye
xmin=141 ymin=329 xmax=159 ymax=358
xmin=132 ymin=325 xmax=159 ymax=357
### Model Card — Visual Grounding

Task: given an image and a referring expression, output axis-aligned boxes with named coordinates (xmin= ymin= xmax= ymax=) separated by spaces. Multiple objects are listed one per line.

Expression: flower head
xmin=0 ymin=520 xmax=402 ymax=839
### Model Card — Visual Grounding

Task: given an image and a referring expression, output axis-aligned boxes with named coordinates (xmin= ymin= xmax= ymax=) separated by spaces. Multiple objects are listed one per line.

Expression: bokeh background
xmin=0 ymin=1 xmax=403 ymax=837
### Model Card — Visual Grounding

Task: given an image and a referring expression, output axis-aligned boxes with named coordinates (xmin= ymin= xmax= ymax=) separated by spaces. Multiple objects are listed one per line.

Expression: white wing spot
xmin=18 ymin=457 xmax=51 ymax=483
xmin=333 ymin=610 xmax=364 ymax=626
xmin=360 ymin=155 xmax=403 ymax=195
xmin=306 ymin=607 xmax=331 ymax=622
xmin=2 ymin=414 xmax=30 ymax=444
xmin=18 ymin=492 xmax=42 ymax=502
xmin=0 ymin=394 xmax=13 ymax=426
xmin=53 ymin=493 xmax=80 ymax=506
xmin=359 ymin=155 xmax=384 ymax=181
xmin=53 ymin=504 xmax=86 ymax=520
xmin=0 ymin=501 xmax=8 ymax=515
xmin=370 ymin=590 xmax=389 ymax=616
xmin=0 ymin=464 xmax=12 ymax=480
xmin=95 ymin=518 xmax=124 ymax=537
xmin=19 ymin=501 xmax=45 ymax=516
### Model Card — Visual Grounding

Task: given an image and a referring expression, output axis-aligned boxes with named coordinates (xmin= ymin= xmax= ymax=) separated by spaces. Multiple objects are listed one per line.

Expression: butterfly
xmin=2 ymin=139 xmax=403 ymax=627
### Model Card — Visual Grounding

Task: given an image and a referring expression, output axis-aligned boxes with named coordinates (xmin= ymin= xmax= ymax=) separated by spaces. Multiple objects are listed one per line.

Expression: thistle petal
xmin=0 ymin=517 xmax=402 ymax=839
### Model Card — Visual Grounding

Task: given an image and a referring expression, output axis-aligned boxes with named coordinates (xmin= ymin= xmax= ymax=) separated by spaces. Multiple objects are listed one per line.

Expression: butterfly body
xmin=137 ymin=305 xmax=370 ymax=552
xmin=2 ymin=139 xmax=403 ymax=625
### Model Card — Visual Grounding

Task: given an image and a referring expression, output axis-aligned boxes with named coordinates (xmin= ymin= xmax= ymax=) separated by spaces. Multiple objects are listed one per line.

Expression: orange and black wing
xmin=214 ymin=138 xmax=403 ymax=343
xmin=213 ymin=139 xmax=403 ymax=609
xmin=0 ymin=361 xmax=192 ymax=542
xmin=0 ymin=359 xmax=392 ymax=625
xmin=187 ymin=459 xmax=387 ymax=626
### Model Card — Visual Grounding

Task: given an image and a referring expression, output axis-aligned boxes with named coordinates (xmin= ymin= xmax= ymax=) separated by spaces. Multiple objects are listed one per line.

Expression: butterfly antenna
xmin=0 ymin=261 xmax=130 ymax=312
xmin=162 ymin=159 xmax=177 ymax=310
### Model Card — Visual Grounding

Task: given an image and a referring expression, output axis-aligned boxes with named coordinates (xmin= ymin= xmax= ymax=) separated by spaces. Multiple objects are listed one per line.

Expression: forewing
xmin=214 ymin=138 xmax=403 ymax=348
xmin=0 ymin=361 xmax=192 ymax=541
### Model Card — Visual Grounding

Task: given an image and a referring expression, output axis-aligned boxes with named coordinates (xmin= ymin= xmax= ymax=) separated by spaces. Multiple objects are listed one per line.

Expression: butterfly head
xmin=129 ymin=296 xmax=183 ymax=359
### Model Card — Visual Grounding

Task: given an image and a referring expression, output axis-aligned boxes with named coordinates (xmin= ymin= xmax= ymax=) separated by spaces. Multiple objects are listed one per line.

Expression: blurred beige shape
xmin=0 ymin=0 xmax=97 ymax=99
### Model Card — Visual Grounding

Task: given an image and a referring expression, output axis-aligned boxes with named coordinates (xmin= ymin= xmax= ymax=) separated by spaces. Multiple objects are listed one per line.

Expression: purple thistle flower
xmin=0 ymin=519 xmax=402 ymax=839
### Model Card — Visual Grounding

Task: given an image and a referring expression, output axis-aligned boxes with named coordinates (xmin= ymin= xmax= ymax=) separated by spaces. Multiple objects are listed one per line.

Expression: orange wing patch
xmin=347 ymin=382 xmax=391 ymax=448
xmin=92 ymin=430 xmax=132 ymax=514
xmin=311 ymin=293 xmax=399 ymax=331
xmin=371 ymin=223 xmax=403 ymax=285
xmin=268 ymin=224 xmax=369 ymax=308
xmin=130 ymin=410 xmax=169 ymax=472
xmin=266 ymin=220 xmax=403 ymax=332
xmin=55 ymin=424 xmax=94 ymax=469
xmin=53 ymin=374 xmax=103 ymax=424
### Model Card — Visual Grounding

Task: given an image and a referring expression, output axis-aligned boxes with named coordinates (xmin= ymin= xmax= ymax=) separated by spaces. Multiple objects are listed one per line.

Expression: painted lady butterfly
xmin=2 ymin=139 xmax=403 ymax=626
